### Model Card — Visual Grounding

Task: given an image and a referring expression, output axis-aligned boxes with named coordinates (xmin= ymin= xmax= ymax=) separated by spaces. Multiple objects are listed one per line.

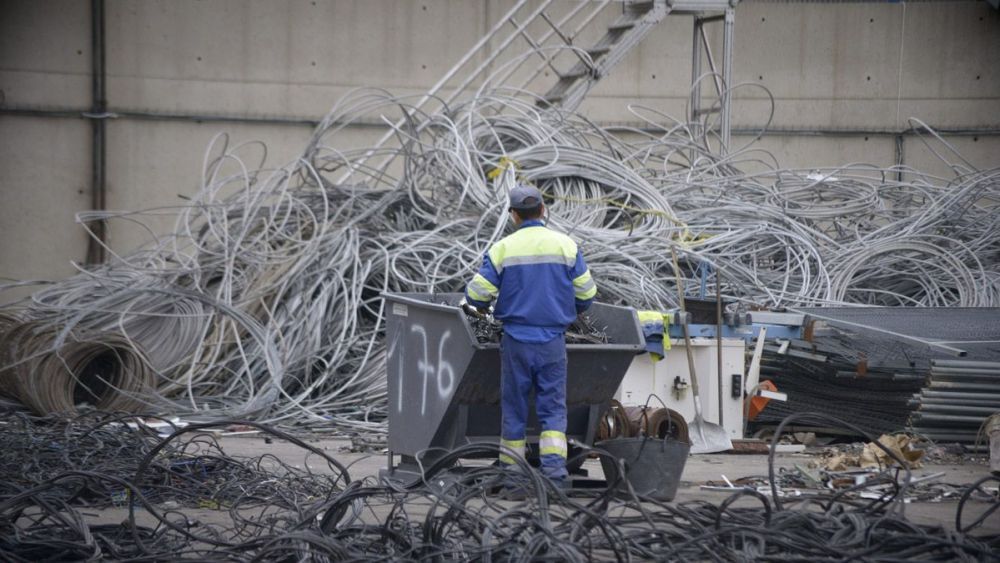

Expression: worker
xmin=464 ymin=184 xmax=597 ymax=486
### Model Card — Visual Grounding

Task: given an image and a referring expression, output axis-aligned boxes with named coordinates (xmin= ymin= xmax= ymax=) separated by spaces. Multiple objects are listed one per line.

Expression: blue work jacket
xmin=465 ymin=219 xmax=596 ymax=343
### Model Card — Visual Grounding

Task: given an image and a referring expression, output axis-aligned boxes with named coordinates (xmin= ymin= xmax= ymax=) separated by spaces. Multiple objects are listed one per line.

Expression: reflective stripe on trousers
xmin=539 ymin=430 xmax=567 ymax=458
xmin=499 ymin=438 xmax=526 ymax=465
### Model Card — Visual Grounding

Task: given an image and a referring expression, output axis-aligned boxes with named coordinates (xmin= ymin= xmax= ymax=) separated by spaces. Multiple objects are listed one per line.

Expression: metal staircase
xmin=338 ymin=0 xmax=738 ymax=183
xmin=540 ymin=0 xmax=670 ymax=110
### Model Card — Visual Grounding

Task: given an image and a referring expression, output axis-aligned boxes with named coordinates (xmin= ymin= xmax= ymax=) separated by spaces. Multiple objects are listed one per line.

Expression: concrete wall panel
xmin=107 ymin=0 xmax=486 ymax=117
xmin=733 ymin=4 xmax=905 ymax=100
xmin=900 ymin=3 xmax=1000 ymax=100
xmin=902 ymin=134 xmax=1000 ymax=182
xmin=732 ymin=134 xmax=897 ymax=173
xmin=729 ymin=2 xmax=999 ymax=130
xmin=730 ymin=3 xmax=906 ymax=129
xmin=102 ymin=120 xmax=388 ymax=254
xmin=0 ymin=116 xmax=90 ymax=288
xmin=0 ymin=0 xmax=91 ymax=107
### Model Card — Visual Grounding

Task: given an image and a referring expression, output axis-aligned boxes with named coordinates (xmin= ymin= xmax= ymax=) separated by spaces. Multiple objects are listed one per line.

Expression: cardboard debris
xmin=817 ymin=434 xmax=924 ymax=471
xmin=860 ymin=434 xmax=923 ymax=469
xmin=822 ymin=452 xmax=850 ymax=472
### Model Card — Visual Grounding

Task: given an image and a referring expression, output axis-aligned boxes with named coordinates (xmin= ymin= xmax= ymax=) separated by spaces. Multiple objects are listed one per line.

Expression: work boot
xmin=493 ymin=470 xmax=541 ymax=501
xmin=551 ymin=478 xmax=571 ymax=493
xmin=499 ymin=485 xmax=530 ymax=502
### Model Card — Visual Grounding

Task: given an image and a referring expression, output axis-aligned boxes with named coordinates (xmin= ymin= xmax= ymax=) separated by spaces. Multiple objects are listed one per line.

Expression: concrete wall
xmin=1 ymin=0 xmax=999 ymax=291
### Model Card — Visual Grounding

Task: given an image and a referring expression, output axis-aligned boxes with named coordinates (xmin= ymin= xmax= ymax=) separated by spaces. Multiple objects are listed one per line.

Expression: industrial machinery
xmin=382 ymin=292 xmax=644 ymax=477
xmin=617 ymin=308 xmax=808 ymax=441
xmin=618 ymin=338 xmax=747 ymax=439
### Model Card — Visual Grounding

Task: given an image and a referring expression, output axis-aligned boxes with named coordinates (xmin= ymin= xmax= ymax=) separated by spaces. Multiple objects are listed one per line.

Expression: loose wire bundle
xmin=0 ymin=89 xmax=997 ymax=428
xmin=0 ymin=411 xmax=996 ymax=561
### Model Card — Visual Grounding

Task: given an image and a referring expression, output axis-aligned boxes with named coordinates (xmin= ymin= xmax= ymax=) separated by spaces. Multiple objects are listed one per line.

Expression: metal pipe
xmin=894 ymin=134 xmax=905 ymax=183
xmin=694 ymin=14 xmax=725 ymax=24
xmin=921 ymin=391 xmax=1000 ymax=401
xmin=932 ymin=359 xmax=1000 ymax=369
xmin=616 ymin=122 xmax=1000 ymax=136
xmin=0 ymin=106 xmax=347 ymax=127
xmin=929 ymin=366 xmax=1000 ymax=375
xmin=918 ymin=404 xmax=1000 ymax=416
xmin=698 ymin=20 xmax=724 ymax=101
xmin=910 ymin=413 xmax=991 ymax=424
xmin=720 ymin=8 xmax=734 ymax=154
xmin=919 ymin=397 xmax=1000 ymax=407
xmin=6 ymin=105 xmax=1000 ymax=139
xmin=929 ymin=368 xmax=1000 ymax=376
xmin=716 ymin=267 xmax=724 ymax=427
xmin=930 ymin=377 xmax=1000 ymax=385
xmin=690 ymin=17 xmax=703 ymax=126
xmin=86 ymin=0 xmax=107 ymax=265
xmin=928 ymin=382 xmax=1000 ymax=392
xmin=689 ymin=16 xmax=703 ymax=164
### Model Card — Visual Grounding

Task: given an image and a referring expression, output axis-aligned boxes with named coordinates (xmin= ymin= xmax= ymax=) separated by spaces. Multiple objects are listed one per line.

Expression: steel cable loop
xmin=0 ymin=311 xmax=24 ymax=398
xmin=955 ymin=474 xmax=1000 ymax=534
xmin=0 ymin=321 xmax=155 ymax=415
xmin=0 ymin=89 xmax=997 ymax=428
xmin=0 ymin=413 xmax=354 ymax=560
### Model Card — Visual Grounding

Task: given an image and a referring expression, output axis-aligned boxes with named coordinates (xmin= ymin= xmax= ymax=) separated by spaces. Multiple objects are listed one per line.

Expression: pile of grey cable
xmin=0 ymin=89 xmax=998 ymax=429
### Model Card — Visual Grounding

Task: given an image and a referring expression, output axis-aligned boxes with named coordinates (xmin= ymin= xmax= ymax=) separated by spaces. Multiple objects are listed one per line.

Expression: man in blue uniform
xmin=464 ymin=184 xmax=597 ymax=485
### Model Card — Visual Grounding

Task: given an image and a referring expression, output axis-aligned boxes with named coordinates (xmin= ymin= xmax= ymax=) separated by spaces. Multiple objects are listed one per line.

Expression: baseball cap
xmin=509 ymin=184 xmax=543 ymax=210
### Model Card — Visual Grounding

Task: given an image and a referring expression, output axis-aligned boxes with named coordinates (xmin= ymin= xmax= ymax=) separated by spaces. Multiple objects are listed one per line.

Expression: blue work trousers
xmin=500 ymin=333 xmax=568 ymax=482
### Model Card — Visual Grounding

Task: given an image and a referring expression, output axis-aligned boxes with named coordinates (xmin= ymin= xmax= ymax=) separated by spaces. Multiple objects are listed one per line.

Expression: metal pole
xmin=86 ymin=0 xmax=107 ymax=265
xmin=690 ymin=17 xmax=702 ymax=131
xmin=894 ymin=134 xmax=905 ymax=183
xmin=690 ymin=16 xmax=704 ymax=165
xmin=716 ymin=267 xmax=724 ymax=427
xmin=720 ymin=8 xmax=734 ymax=155
xmin=698 ymin=24 xmax=725 ymax=101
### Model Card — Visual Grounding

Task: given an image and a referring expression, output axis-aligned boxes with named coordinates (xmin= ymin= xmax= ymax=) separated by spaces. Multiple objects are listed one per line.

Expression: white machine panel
xmin=617 ymin=338 xmax=746 ymax=439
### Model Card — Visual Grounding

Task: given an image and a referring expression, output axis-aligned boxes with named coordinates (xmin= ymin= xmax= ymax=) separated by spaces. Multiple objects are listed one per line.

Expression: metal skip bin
xmin=382 ymin=292 xmax=644 ymax=469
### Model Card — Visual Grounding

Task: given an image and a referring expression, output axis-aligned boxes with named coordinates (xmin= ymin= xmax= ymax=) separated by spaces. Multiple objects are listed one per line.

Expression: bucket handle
xmin=639 ymin=393 xmax=677 ymax=454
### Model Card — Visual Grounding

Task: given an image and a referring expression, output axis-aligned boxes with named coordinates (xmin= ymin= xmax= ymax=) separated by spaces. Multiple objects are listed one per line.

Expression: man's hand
xmin=460 ymin=300 xmax=489 ymax=318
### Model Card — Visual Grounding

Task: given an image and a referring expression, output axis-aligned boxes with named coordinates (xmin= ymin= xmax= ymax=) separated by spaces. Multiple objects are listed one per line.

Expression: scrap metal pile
xmin=753 ymin=307 xmax=1000 ymax=444
xmin=1 ymin=89 xmax=999 ymax=428
xmin=753 ymin=330 xmax=931 ymax=435
xmin=465 ymin=309 xmax=611 ymax=345
xmin=1 ymin=411 xmax=997 ymax=561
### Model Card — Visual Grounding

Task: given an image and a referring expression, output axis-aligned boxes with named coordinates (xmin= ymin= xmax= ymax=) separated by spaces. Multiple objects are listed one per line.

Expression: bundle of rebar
xmin=751 ymin=330 xmax=931 ymax=436
xmin=0 ymin=90 xmax=998 ymax=429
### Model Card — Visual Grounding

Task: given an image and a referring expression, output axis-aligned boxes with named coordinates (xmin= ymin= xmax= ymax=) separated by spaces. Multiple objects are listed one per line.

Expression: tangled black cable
xmin=0 ymin=410 xmax=997 ymax=561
